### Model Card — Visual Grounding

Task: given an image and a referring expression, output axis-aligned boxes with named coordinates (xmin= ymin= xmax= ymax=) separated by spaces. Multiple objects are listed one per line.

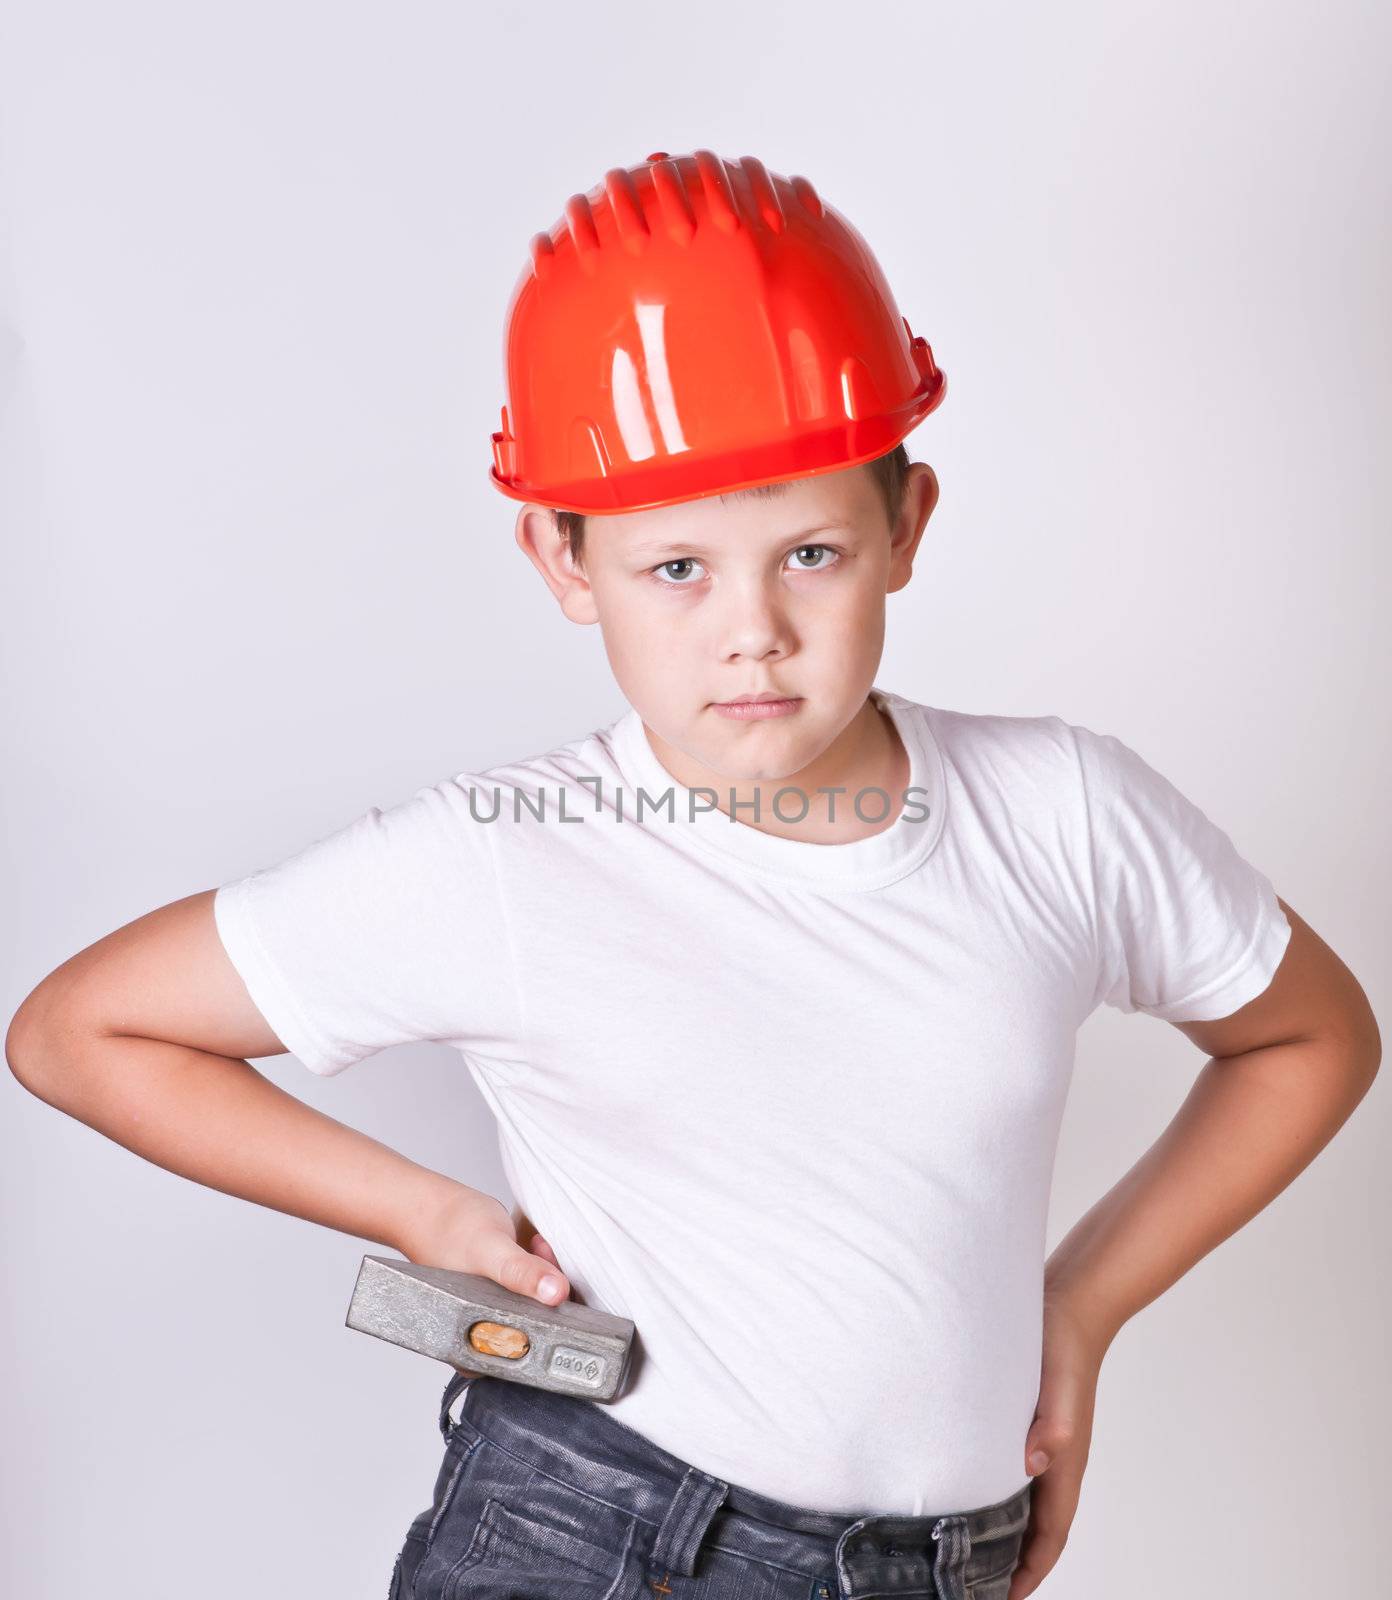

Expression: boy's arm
xmin=1007 ymin=898 xmax=1378 ymax=1597
xmin=1044 ymin=895 xmax=1380 ymax=1349
xmin=4 ymin=889 xmax=561 ymax=1301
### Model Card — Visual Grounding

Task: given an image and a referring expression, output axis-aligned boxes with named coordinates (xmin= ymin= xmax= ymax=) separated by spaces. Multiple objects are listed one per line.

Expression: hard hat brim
xmin=489 ymin=372 xmax=945 ymax=517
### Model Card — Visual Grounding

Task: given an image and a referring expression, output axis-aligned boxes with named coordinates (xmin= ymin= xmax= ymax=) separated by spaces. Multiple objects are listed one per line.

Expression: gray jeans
xmin=390 ymin=1371 xmax=1032 ymax=1600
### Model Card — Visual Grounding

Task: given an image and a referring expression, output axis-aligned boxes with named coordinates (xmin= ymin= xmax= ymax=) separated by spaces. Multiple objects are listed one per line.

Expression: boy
xmin=6 ymin=151 xmax=1380 ymax=1600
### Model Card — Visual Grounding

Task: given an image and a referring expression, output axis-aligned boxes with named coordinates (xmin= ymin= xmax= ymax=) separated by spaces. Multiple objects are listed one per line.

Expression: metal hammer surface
xmin=345 ymin=1255 xmax=636 ymax=1402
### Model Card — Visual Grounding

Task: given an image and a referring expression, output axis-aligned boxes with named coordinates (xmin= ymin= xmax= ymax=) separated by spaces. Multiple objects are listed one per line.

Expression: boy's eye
xmin=648 ymin=544 xmax=838 ymax=588
xmin=653 ymin=557 xmax=704 ymax=586
xmin=788 ymin=544 xmax=836 ymax=571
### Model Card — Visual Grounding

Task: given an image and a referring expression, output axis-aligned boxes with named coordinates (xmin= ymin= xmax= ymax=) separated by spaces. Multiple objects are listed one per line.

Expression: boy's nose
xmin=718 ymin=593 xmax=795 ymax=663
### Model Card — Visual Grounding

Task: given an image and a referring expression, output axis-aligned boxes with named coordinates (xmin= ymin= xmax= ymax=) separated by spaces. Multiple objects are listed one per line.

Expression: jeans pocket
xmin=435 ymin=1477 xmax=640 ymax=1600
xmin=392 ymin=1421 xmax=486 ymax=1593
xmin=424 ymin=1428 xmax=485 ymax=1547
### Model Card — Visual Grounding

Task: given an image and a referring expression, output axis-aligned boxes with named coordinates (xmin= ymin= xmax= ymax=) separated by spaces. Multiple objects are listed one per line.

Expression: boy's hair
xmin=552 ymin=442 xmax=912 ymax=570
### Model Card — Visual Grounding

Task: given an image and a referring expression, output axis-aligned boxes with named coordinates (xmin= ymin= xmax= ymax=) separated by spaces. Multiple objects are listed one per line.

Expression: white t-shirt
xmin=212 ymin=686 xmax=1290 ymax=1515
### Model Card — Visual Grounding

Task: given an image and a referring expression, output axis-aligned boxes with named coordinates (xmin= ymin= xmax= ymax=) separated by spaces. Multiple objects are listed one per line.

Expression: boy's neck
xmin=640 ymin=695 xmax=910 ymax=846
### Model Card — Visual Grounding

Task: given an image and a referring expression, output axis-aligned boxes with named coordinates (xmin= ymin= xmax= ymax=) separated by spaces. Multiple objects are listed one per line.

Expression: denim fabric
xmin=388 ymin=1372 xmax=1032 ymax=1600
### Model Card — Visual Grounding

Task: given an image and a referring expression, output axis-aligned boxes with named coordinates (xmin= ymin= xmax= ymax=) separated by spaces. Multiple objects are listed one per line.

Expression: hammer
xmin=345 ymin=1255 xmax=637 ymax=1402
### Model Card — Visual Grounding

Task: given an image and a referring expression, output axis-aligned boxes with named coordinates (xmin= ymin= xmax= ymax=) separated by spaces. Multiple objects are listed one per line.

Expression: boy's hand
xmin=1008 ymin=1288 xmax=1108 ymax=1598
xmin=397 ymin=1185 xmax=573 ymax=1379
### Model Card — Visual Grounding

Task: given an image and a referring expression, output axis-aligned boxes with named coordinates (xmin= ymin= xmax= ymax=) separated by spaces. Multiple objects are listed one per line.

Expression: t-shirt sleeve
xmin=212 ymin=775 xmax=521 ymax=1076
xmin=1073 ymin=725 xmax=1292 ymax=1023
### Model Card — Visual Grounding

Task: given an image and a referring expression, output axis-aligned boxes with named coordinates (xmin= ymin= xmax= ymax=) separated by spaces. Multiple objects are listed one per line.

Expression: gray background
xmin=2 ymin=1 xmax=1387 ymax=1594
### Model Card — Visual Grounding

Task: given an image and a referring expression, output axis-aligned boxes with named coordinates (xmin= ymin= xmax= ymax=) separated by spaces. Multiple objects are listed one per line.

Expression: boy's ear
xmin=913 ymin=462 xmax=940 ymax=526
xmin=886 ymin=461 xmax=939 ymax=593
xmin=514 ymin=505 xmax=600 ymax=625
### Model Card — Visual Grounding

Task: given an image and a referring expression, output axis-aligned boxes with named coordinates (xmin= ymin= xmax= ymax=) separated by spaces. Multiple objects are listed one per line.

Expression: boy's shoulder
xmin=920 ymin=701 xmax=1212 ymax=842
xmin=454 ymin=709 xmax=629 ymax=795
xmin=415 ymin=712 xmax=635 ymax=848
xmin=916 ymin=696 xmax=1138 ymax=779
xmin=904 ymin=695 xmax=1088 ymax=794
xmin=914 ymin=696 xmax=1075 ymax=748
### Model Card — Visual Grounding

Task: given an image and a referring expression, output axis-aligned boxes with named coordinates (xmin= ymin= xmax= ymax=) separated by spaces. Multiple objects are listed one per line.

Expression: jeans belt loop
xmin=647 ymin=1464 xmax=730 ymax=1579
xmin=931 ymin=1513 xmax=973 ymax=1600
xmin=437 ymin=1370 xmax=474 ymax=1442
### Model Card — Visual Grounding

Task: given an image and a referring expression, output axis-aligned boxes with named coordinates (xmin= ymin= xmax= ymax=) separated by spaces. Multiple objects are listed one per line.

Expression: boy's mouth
xmin=709 ymin=695 xmax=803 ymax=720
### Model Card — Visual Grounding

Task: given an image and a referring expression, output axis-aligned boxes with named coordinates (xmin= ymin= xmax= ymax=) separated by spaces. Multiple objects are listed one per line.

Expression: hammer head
xmin=345 ymin=1255 xmax=636 ymax=1402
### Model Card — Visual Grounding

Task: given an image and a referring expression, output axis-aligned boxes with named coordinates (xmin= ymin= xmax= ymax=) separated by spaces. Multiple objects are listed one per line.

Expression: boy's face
xmin=515 ymin=459 xmax=939 ymax=784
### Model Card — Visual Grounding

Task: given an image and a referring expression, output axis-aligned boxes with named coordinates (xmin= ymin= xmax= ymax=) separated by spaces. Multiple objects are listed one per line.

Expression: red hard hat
xmin=489 ymin=150 xmax=944 ymax=515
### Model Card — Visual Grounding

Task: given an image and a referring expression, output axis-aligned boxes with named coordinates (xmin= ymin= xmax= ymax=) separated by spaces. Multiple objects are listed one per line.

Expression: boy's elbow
xmin=7 ymin=991 xmax=50 ymax=1090
xmin=1354 ymin=1007 xmax=1381 ymax=1084
xmin=6 ymin=981 xmax=76 ymax=1095
xmin=1332 ymin=982 xmax=1381 ymax=1092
